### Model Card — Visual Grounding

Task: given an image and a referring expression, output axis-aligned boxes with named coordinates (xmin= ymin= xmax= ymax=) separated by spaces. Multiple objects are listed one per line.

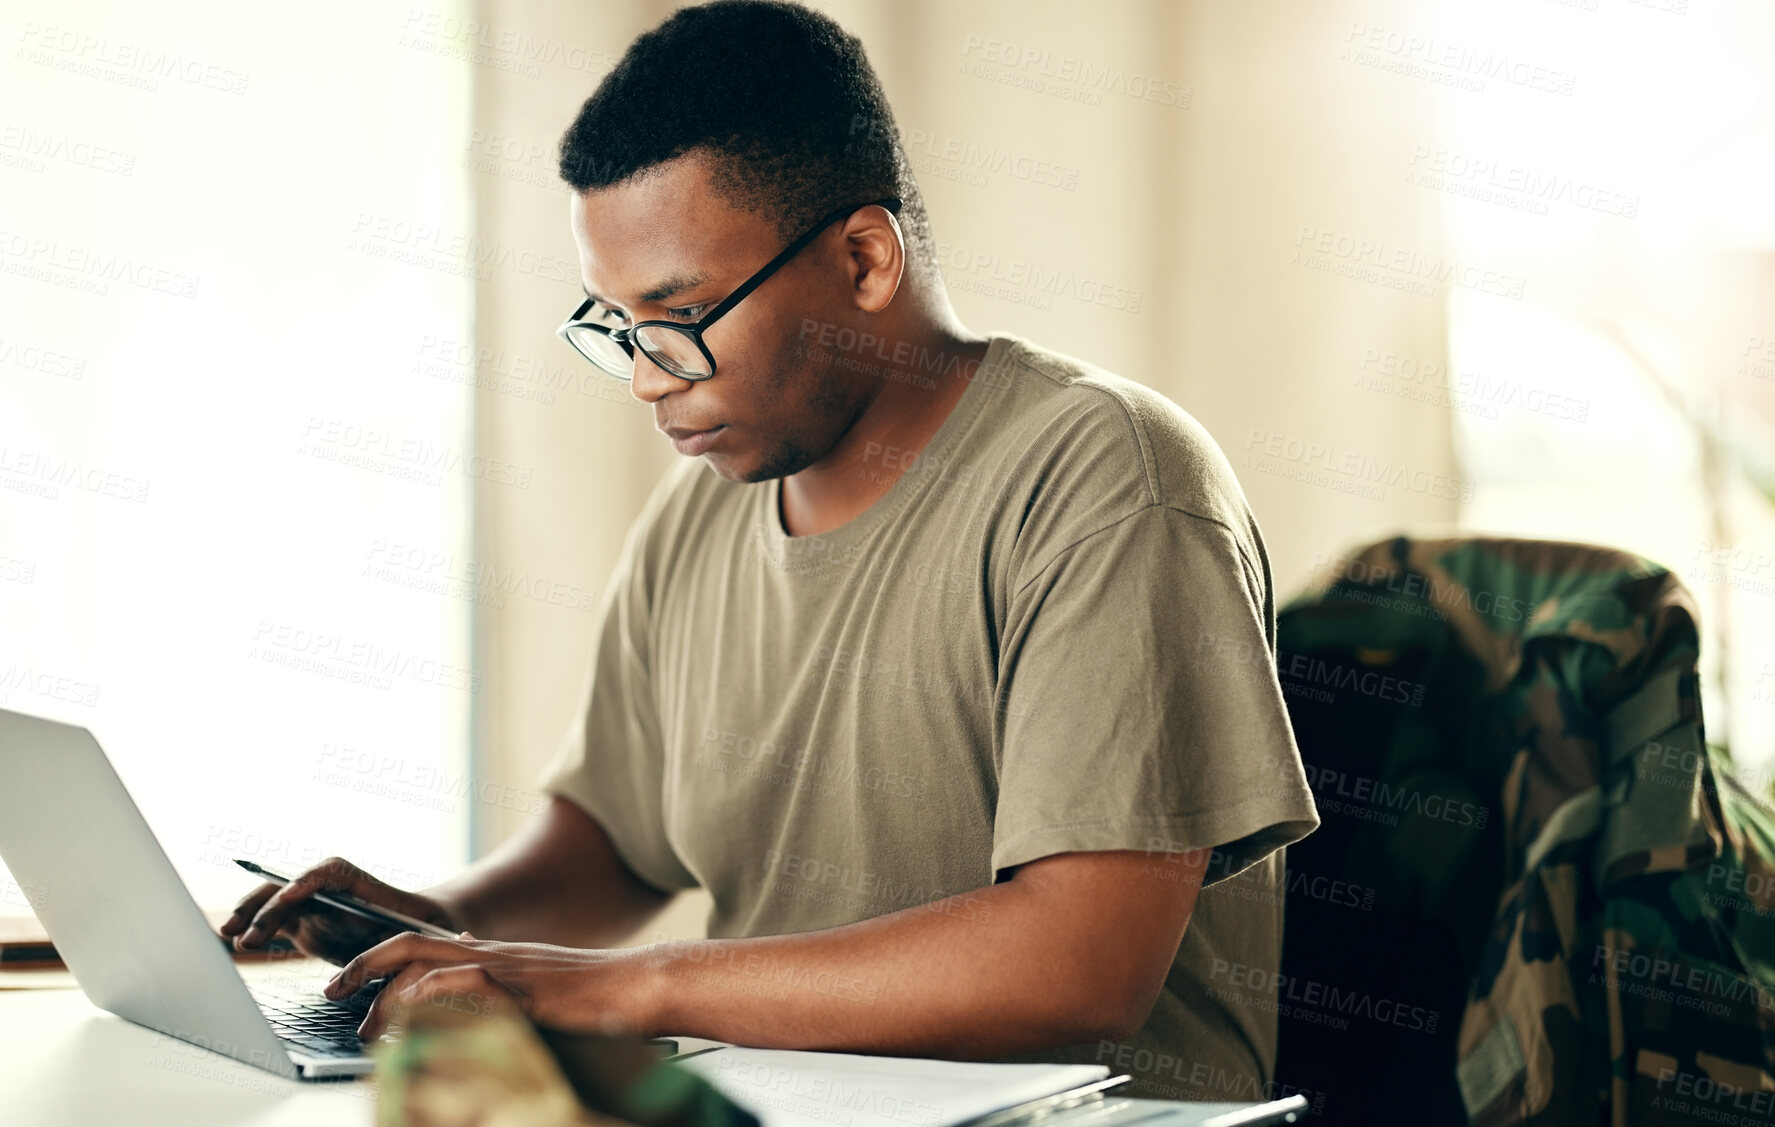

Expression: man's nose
xmin=627 ymin=349 xmax=689 ymax=404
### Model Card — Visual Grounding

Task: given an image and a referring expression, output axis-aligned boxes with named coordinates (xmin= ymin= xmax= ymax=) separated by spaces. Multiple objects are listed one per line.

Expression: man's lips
xmin=661 ymin=423 xmax=726 ymax=455
xmin=660 ymin=424 xmax=720 ymax=440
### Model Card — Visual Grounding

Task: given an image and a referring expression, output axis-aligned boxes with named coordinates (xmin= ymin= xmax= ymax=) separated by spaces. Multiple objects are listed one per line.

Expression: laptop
xmin=0 ymin=706 xmax=395 ymax=1080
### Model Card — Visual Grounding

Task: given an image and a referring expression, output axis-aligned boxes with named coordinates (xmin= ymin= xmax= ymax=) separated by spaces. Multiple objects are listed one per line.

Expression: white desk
xmin=0 ymin=979 xmax=1297 ymax=1127
xmin=0 ymin=985 xmax=377 ymax=1127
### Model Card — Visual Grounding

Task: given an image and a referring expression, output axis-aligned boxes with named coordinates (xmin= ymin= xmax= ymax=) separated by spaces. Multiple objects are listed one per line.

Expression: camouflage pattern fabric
xmin=1275 ymin=536 xmax=1775 ymax=1126
xmin=374 ymin=989 xmax=760 ymax=1127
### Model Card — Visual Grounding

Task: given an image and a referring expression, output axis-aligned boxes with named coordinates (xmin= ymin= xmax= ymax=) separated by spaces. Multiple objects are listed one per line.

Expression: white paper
xmin=678 ymin=1047 xmax=1111 ymax=1127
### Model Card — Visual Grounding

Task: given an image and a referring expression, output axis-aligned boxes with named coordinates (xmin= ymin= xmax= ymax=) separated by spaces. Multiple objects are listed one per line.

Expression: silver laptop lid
xmin=0 ymin=708 xmax=299 ymax=1079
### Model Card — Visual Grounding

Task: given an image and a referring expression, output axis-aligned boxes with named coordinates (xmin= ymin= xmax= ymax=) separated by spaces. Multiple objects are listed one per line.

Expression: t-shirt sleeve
xmin=533 ymin=514 xmax=697 ymax=895
xmin=992 ymin=504 xmax=1320 ymax=887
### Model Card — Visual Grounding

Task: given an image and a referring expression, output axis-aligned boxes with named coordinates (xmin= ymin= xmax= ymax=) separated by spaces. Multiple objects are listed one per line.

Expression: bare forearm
xmin=338 ymin=851 xmax=1202 ymax=1057
xmin=426 ymin=797 xmax=673 ymax=948
xmin=638 ymin=878 xmax=1140 ymax=1058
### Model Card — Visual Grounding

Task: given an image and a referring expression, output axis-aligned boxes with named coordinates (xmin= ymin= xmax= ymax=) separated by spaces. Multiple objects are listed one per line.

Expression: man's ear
xmin=842 ymin=204 xmax=904 ymax=314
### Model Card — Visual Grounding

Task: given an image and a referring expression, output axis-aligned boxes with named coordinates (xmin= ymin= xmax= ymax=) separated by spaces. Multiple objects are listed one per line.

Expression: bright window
xmin=1432 ymin=0 xmax=1775 ymax=785
xmin=0 ymin=2 xmax=474 ymax=918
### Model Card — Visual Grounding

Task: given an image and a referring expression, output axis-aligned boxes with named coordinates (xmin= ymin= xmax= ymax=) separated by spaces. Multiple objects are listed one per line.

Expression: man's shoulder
xmin=622 ymin=455 xmax=737 ymax=577
xmin=991 ymin=334 xmax=1255 ymax=539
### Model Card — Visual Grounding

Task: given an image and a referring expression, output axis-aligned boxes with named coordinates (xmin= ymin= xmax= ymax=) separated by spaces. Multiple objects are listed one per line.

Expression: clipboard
xmin=1198 ymin=1095 xmax=1311 ymax=1126
xmin=956 ymin=1083 xmax=1308 ymax=1127
xmin=950 ymin=1074 xmax=1134 ymax=1127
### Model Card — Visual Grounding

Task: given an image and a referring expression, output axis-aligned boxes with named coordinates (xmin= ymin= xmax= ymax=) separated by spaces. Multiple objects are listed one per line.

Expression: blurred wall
xmin=464 ymin=0 xmax=1457 ymax=937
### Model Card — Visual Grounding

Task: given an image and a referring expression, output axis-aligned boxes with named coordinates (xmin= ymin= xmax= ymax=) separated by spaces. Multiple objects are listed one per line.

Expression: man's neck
xmin=778 ymin=325 xmax=990 ymax=538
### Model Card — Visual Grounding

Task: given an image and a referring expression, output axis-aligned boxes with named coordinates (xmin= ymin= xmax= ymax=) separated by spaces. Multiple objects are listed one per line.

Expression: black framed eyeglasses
xmin=557 ymin=197 xmax=903 ymax=382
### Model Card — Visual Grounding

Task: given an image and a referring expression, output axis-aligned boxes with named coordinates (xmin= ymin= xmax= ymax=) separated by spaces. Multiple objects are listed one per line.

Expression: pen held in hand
xmin=233 ymin=859 xmax=460 ymax=940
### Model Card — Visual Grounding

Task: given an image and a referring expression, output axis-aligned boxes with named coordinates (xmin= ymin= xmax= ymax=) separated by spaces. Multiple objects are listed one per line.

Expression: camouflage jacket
xmin=1276 ymin=537 xmax=1775 ymax=1126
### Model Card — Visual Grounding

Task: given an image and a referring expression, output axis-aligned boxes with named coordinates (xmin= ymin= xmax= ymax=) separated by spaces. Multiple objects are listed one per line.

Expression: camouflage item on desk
xmin=1279 ymin=537 xmax=1775 ymax=1126
xmin=374 ymin=989 xmax=759 ymax=1127
xmin=373 ymin=994 xmax=608 ymax=1127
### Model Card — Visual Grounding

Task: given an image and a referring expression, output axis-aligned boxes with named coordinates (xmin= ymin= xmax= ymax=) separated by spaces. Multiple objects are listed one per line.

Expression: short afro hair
xmin=558 ymin=0 xmax=935 ymax=277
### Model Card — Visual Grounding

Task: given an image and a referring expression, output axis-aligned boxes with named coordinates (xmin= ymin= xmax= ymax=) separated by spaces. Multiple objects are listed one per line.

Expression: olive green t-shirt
xmin=538 ymin=332 xmax=1321 ymax=1100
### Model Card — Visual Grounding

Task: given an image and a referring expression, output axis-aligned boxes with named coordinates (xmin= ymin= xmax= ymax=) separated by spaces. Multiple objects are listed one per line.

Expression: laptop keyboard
xmin=250 ymin=978 xmax=390 ymax=1058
